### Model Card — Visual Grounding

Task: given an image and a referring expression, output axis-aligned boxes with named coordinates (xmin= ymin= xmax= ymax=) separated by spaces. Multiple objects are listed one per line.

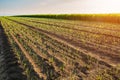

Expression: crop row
xmin=1 ymin=17 xmax=120 ymax=80
xmin=6 ymin=17 xmax=120 ymax=66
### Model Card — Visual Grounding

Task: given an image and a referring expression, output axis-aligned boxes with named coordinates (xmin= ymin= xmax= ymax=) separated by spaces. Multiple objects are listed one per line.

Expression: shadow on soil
xmin=0 ymin=21 xmax=27 ymax=80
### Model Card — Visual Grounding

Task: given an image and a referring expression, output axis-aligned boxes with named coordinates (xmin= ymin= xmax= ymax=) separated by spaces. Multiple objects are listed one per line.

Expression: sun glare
xmin=74 ymin=0 xmax=120 ymax=13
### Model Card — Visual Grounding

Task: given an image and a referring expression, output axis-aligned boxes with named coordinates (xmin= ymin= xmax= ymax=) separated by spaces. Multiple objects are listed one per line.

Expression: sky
xmin=0 ymin=0 xmax=120 ymax=16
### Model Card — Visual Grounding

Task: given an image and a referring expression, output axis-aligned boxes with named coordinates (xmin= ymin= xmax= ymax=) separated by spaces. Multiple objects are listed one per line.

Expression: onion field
xmin=0 ymin=16 xmax=120 ymax=80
